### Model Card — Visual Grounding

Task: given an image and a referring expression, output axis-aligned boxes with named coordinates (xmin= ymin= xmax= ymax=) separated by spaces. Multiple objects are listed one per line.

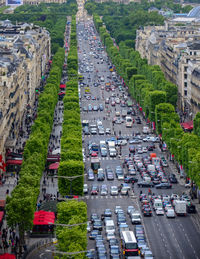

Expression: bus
xmin=91 ymin=157 xmax=100 ymax=173
xmin=121 ymin=231 xmax=139 ymax=258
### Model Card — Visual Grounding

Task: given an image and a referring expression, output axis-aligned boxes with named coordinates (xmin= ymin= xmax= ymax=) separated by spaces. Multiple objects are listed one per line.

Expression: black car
xmin=155 ymin=183 xmax=172 ymax=189
xmin=124 ymin=176 xmax=138 ymax=183
xmin=187 ymin=203 xmax=196 ymax=213
xmin=137 ymin=181 xmax=154 ymax=187
xmin=169 ymin=174 xmax=178 ymax=183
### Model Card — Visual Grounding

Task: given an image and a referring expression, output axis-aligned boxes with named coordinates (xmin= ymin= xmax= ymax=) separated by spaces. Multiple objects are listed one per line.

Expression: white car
xmin=107 ymin=232 xmax=115 ymax=241
xmin=115 ymin=206 xmax=122 ymax=214
xmin=142 ymin=147 xmax=148 ymax=153
xmin=110 ymin=186 xmax=118 ymax=196
xmin=155 ymin=208 xmax=164 ymax=215
xmin=83 ymin=184 xmax=88 ymax=194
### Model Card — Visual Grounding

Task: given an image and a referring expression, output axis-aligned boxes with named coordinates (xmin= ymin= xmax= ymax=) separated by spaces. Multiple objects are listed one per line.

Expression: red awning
xmin=0 ymin=211 xmax=4 ymax=222
xmin=0 ymin=200 xmax=6 ymax=208
xmin=181 ymin=121 xmax=193 ymax=130
xmin=33 ymin=211 xmax=55 ymax=225
xmin=6 ymin=159 xmax=23 ymax=165
xmin=60 ymin=84 xmax=66 ymax=89
xmin=49 ymin=162 xmax=59 ymax=170
xmin=0 ymin=254 xmax=16 ymax=259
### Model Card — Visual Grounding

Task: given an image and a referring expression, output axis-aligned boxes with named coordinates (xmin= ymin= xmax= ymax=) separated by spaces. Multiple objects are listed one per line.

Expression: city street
xmin=78 ymin=17 xmax=200 ymax=259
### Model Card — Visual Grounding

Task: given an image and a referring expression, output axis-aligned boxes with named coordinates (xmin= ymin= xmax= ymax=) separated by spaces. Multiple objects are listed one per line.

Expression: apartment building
xmin=0 ymin=20 xmax=50 ymax=159
xmin=136 ymin=12 xmax=200 ymax=116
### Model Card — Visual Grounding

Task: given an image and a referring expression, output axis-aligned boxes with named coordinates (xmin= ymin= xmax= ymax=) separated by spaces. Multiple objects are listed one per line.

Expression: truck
xmin=174 ymin=200 xmax=187 ymax=216
xmin=105 ymin=219 xmax=115 ymax=234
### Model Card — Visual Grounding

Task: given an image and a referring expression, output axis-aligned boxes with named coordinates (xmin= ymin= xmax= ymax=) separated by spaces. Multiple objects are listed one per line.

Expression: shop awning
xmin=0 ymin=254 xmax=16 ymax=259
xmin=0 ymin=211 xmax=4 ymax=222
xmin=6 ymin=159 xmax=23 ymax=165
xmin=49 ymin=162 xmax=59 ymax=170
xmin=33 ymin=211 xmax=55 ymax=225
xmin=180 ymin=121 xmax=193 ymax=130
xmin=0 ymin=200 xmax=6 ymax=208
xmin=60 ymin=84 xmax=66 ymax=89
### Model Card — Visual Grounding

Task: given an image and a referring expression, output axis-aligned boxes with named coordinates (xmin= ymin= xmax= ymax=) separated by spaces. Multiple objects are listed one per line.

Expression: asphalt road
xmin=78 ymin=18 xmax=200 ymax=259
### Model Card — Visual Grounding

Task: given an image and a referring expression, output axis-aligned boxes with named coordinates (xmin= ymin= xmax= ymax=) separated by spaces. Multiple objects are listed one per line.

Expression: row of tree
xmin=55 ymin=200 xmax=87 ymax=259
xmin=6 ymin=47 xmax=65 ymax=249
xmin=93 ymin=14 xmax=200 ymax=188
xmin=58 ymin=16 xmax=84 ymax=196
xmin=0 ymin=0 xmax=77 ymax=54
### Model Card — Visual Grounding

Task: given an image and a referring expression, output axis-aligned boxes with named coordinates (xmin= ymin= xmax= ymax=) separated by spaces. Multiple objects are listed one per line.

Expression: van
xmin=153 ymin=199 xmax=162 ymax=210
xmin=105 ymin=219 xmax=115 ymax=234
xmin=131 ymin=213 xmax=141 ymax=224
xmin=126 ymin=116 xmax=133 ymax=128
xmin=166 ymin=209 xmax=175 ymax=218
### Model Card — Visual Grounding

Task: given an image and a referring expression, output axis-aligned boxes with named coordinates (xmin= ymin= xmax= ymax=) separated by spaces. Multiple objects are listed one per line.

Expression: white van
xmin=105 ymin=219 xmax=115 ymax=234
xmin=153 ymin=199 xmax=162 ymax=210
xmin=166 ymin=209 xmax=175 ymax=218
xmin=131 ymin=213 xmax=141 ymax=224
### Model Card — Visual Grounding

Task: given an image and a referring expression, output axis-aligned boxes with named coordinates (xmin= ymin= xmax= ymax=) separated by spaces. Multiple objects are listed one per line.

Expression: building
xmin=136 ymin=6 xmax=200 ymax=116
xmin=0 ymin=20 xmax=51 ymax=159
xmin=23 ymin=0 xmax=66 ymax=4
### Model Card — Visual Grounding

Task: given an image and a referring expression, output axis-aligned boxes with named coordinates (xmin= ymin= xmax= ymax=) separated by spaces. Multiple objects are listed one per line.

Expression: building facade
xmin=0 ymin=20 xmax=51 ymax=159
xmin=136 ymin=17 xmax=200 ymax=116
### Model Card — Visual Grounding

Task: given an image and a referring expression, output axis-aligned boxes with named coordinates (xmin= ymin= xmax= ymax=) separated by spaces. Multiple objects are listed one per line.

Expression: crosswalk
xmin=87 ymin=157 xmax=119 ymax=161
xmin=84 ymin=195 xmax=137 ymax=200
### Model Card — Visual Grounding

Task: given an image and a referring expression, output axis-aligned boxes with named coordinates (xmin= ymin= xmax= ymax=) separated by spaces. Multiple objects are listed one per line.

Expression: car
xmin=142 ymin=147 xmax=148 ymax=153
xmin=117 ymin=173 xmax=124 ymax=180
xmin=88 ymin=169 xmax=95 ymax=181
xmin=127 ymin=206 xmax=135 ymax=215
xmin=107 ymin=232 xmax=115 ymax=241
xmin=100 ymin=185 xmax=108 ymax=196
xmin=83 ymin=126 xmax=90 ymax=135
xmin=87 ymin=221 xmax=91 ymax=232
xmin=155 ymin=183 xmax=172 ymax=189
xmin=110 ymin=186 xmax=118 ymax=196
xmin=143 ymin=250 xmax=154 ymax=259
xmin=124 ymin=176 xmax=138 ymax=183
xmin=88 ymin=104 xmax=93 ymax=111
xmin=101 ymin=148 xmax=107 ymax=157
xmin=169 ymin=174 xmax=178 ymax=183
xmin=86 ymin=249 xmax=95 ymax=258
xmin=89 ymin=230 xmax=100 ymax=239
xmin=107 ymin=172 xmax=114 ymax=180
xmin=115 ymin=206 xmax=122 ymax=214
xmin=93 ymin=220 xmax=103 ymax=230
xmin=143 ymin=207 xmax=152 ymax=216
xmin=106 ymin=128 xmax=111 ymax=134
xmin=110 ymin=245 xmax=120 ymax=259
xmin=91 ymin=151 xmax=98 ymax=157
xmin=99 ymin=104 xmax=104 ymax=111
xmin=91 ymin=185 xmax=99 ymax=195
xmin=155 ymin=208 xmax=164 ymax=215
xmin=83 ymin=184 xmax=88 ymax=194
xmin=97 ymin=172 xmax=105 ymax=181
xmin=137 ymin=181 xmax=154 ymax=187
xmin=109 ymin=239 xmax=119 ymax=248
xmin=129 ymin=145 xmax=135 ymax=153
xmin=103 ymin=208 xmax=112 ymax=217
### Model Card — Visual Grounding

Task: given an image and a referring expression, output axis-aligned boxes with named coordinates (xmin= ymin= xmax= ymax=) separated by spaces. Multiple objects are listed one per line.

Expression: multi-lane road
xmin=78 ymin=16 xmax=200 ymax=259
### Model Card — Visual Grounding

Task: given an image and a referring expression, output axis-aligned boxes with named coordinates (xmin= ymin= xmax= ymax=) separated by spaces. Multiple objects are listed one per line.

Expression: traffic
xmin=78 ymin=16 xmax=200 ymax=259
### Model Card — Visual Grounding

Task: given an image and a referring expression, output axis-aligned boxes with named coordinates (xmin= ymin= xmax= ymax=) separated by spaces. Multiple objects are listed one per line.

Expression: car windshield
xmin=126 ymin=243 xmax=138 ymax=249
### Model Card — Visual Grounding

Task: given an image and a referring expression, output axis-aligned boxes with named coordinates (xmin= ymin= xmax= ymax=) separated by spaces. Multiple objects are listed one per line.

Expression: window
xmin=194 ymin=52 xmax=196 ymax=56
xmin=184 ymin=82 xmax=187 ymax=87
xmin=184 ymin=90 xmax=187 ymax=96
xmin=190 ymin=52 xmax=192 ymax=55
xmin=184 ymin=67 xmax=187 ymax=72
xmin=184 ymin=74 xmax=187 ymax=79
